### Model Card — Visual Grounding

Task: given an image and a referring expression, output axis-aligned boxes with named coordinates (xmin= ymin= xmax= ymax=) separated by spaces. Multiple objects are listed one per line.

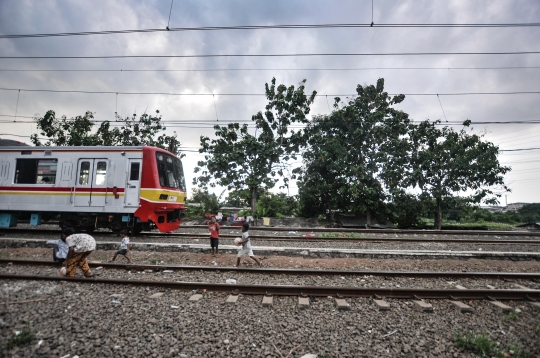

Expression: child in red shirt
xmin=207 ymin=215 xmax=220 ymax=256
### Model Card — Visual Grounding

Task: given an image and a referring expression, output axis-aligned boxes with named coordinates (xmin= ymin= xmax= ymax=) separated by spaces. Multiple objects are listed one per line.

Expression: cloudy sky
xmin=1 ymin=0 xmax=539 ymax=205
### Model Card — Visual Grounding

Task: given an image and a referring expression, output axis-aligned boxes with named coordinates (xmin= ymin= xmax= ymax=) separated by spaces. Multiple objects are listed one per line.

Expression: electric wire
xmin=2 ymin=22 xmax=540 ymax=39
xmin=2 ymin=51 xmax=540 ymax=59
xmin=2 ymin=66 xmax=540 ymax=72
xmin=0 ymin=87 xmax=538 ymax=97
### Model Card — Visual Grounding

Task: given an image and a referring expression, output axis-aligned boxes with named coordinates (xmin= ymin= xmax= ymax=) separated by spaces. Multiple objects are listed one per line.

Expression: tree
xmin=194 ymin=78 xmax=317 ymax=215
xmin=186 ymin=189 xmax=221 ymax=217
xmin=297 ymin=114 xmax=352 ymax=220
xmin=299 ymin=78 xmax=411 ymax=226
xmin=30 ymin=110 xmax=183 ymax=156
xmin=406 ymin=119 xmax=511 ymax=230
xmin=518 ymin=203 xmax=540 ymax=223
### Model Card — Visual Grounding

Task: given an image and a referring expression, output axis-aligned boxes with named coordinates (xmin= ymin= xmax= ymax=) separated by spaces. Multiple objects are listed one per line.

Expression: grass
xmin=454 ymin=331 xmax=530 ymax=358
xmin=506 ymin=343 xmax=530 ymax=358
xmin=321 ymin=233 xmax=336 ymax=238
xmin=502 ymin=311 xmax=518 ymax=321
xmin=5 ymin=326 xmax=35 ymax=350
xmin=317 ymin=354 xmax=332 ymax=358
xmin=345 ymin=233 xmax=367 ymax=239
xmin=149 ymin=258 xmax=161 ymax=265
xmin=418 ymin=218 xmax=515 ymax=231
xmin=454 ymin=331 xmax=498 ymax=357
xmin=536 ymin=324 xmax=540 ymax=334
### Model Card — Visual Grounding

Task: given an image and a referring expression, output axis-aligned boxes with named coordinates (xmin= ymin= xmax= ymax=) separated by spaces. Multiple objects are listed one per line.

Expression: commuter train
xmin=0 ymin=146 xmax=187 ymax=233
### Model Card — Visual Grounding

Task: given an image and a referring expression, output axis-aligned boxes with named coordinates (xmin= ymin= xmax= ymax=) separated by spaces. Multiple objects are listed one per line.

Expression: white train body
xmin=0 ymin=146 xmax=186 ymax=233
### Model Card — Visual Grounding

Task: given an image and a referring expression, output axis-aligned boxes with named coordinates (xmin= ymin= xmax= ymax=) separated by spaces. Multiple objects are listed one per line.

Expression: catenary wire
xmin=0 ymin=88 xmax=538 ymax=96
xmin=2 ymin=22 xmax=540 ymax=39
xmin=2 ymin=51 xmax=540 ymax=59
xmin=2 ymin=66 xmax=540 ymax=72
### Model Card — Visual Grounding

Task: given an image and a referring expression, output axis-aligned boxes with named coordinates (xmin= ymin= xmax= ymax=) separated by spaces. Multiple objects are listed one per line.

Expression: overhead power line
xmin=0 ymin=87 xmax=538 ymax=96
xmin=2 ymin=114 xmax=540 ymax=126
xmin=2 ymin=22 xmax=540 ymax=39
xmin=2 ymin=51 xmax=540 ymax=59
xmin=2 ymin=66 xmax=540 ymax=72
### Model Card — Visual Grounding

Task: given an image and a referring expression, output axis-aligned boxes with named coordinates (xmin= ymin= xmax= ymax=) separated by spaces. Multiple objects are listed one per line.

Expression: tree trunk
xmin=434 ymin=198 xmax=443 ymax=230
xmin=366 ymin=209 xmax=372 ymax=229
xmin=250 ymin=187 xmax=257 ymax=217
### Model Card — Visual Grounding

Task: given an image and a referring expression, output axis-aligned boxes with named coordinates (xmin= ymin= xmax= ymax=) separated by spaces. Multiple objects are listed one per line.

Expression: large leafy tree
xmin=194 ymin=78 xmax=317 ymax=214
xmin=406 ymin=119 xmax=511 ymax=230
xmin=30 ymin=110 xmax=182 ymax=156
xmin=297 ymin=114 xmax=353 ymax=220
xmin=299 ymin=78 xmax=411 ymax=226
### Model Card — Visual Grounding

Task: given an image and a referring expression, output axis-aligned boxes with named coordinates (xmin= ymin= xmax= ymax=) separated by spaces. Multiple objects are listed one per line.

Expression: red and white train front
xmin=0 ymin=146 xmax=186 ymax=233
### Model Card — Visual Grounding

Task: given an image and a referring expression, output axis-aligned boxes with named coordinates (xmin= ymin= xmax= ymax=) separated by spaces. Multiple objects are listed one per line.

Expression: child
xmin=235 ymin=223 xmax=262 ymax=268
xmin=207 ymin=215 xmax=220 ymax=256
xmin=46 ymin=233 xmax=69 ymax=263
xmin=109 ymin=229 xmax=132 ymax=263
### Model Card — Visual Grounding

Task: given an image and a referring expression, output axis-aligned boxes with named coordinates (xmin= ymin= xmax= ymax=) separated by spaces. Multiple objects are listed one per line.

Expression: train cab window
xmin=15 ymin=158 xmax=58 ymax=184
xmin=95 ymin=161 xmax=107 ymax=185
xmin=129 ymin=162 xmax=140 ymax=181
xmin=79 ymin=161 xmax=90 ymax=185
xmin=156 ymin=153 xmax=186 ymax=190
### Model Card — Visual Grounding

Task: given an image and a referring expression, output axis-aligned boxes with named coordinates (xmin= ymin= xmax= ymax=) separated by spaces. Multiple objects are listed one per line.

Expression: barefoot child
xmin=235 ymin=223 xmax=262 ymax=267
xmin=109 ymin=229 xmax=132 ymax=263
xmin=207 ymin=215 xmax=220 ymax=255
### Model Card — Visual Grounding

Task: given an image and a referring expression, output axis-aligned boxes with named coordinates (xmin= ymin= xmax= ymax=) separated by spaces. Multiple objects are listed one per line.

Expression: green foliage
xmin=187 ymin=189 xmax=222 ymax=217
xmin=386 ymin=192 xmax=427 ymax=228
xmin=506 ymin=343 xmax=530 ymax=358
xmin=298 ymin=78 xmax=410 ymax=224
xmin=454 ymin=331 xmax=497 ymax=357
xmin=5 ymin=326 xmax=34 ymax=350
xmin=30 ymin=110 xmax=183 ymax=156
xmin=406 ymin=119 xmax=510 ymax=229
xmin=317 ymin=354 xmax=332 ymax=358
xmin=321 ymin=232 xmax=336 ymax=238
xmin=255 ymin=192 xmax=298 ymax=217
xmin=535 ymin=324 xmax=540 ymax=334
xmin=223 ymin=189 xmax=251 ymax=208
xmin=454 ymin=331 xmax=530 ymax=358
xmin=518 ymin=203 xmax=540 ymax=223
xmin=194 ymin=78 xmax=316 ymax=214
xmin=149 ymin=258 xmax=160 ymax=265
xmin=502 ymin=311 xmax=518 ymax=321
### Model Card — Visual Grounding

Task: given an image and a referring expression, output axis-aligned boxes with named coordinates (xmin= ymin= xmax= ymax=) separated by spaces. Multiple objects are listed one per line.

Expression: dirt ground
xmin=2 ymin=247 xmax=540 ymax=273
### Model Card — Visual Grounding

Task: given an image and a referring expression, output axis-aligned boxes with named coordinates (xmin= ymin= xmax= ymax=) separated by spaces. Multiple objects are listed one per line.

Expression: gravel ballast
xmin=1 ymin=279 xmax=539 ymax=357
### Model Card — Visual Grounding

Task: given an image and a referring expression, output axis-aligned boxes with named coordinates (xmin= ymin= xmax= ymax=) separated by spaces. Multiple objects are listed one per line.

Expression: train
xmin=0 ymin=145 xmax=187 ymax=234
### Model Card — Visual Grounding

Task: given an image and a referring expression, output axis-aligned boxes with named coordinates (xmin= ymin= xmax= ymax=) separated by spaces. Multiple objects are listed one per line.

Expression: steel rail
xmin=180 ymin=225 xmax=540 ymax=237
xmin=4 ymin=225 xmax=540 ymax=237
xmin=147 ymin=232 xmax=540 ymax=245
xmin=3 ymin=228 xmax=540 ymax=244
xmin=1 ymin=273 xmax=539 ymax=300
xmin=3 ymin=259 xmax=540 ymax=280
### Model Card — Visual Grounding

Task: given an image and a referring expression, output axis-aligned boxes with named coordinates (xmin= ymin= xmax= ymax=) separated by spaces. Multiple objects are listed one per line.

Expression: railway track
xmin=2 ymin=273 xmax=539 ymax=300
xmin=3 ymin=259 xmax=540 ymax=280
xmin=3 ymin=228 xmax=540 ymax=245
xmin=2 ymin=259 xmax=540 ymax=300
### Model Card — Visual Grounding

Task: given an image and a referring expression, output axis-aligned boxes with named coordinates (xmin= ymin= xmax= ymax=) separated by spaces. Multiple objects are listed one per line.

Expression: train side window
xmin=95 ymin=161 xmax=107 ymax=185
xmin=129 ymin=162 xmax=140 ymax=181
xmin=15 ymin=158 xmax=57 ymax=184
xmin=79 ymin=161 xmax=90 ymax=185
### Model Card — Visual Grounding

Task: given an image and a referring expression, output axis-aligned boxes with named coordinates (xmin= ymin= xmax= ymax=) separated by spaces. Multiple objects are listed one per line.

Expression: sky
xmin=0 ymin=0 xmax=539 ymax=205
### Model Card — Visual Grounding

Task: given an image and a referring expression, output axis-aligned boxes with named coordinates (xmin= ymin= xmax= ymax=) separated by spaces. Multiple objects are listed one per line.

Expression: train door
xmin=74 ymin=159 xmax=109 ymax=207
xmin=124 ymin=159 xmax=141 ymax=207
